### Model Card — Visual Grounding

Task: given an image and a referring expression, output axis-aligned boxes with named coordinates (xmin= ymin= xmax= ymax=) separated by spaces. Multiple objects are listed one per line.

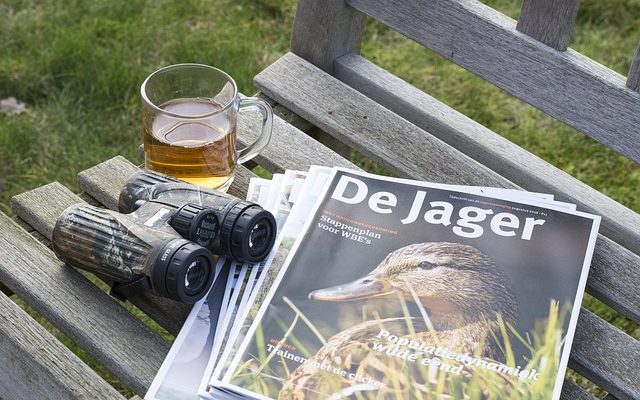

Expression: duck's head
xmin=309 ymin=242 xmax=517 ymax=326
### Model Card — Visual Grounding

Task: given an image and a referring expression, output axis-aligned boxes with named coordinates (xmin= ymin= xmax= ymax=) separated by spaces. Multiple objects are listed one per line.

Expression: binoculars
xmin=52 ymin=170 xmax=276 ymax=304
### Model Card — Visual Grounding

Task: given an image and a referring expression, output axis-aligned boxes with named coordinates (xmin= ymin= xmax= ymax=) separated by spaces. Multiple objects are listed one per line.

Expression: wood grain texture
xmin=0 ymin=290 xmax=125 ymax=400
xmin=516 ymin=0 xmax=580 ymax=50
xmin=588 ymin=236 xmax=640 ymax=323
xmin=77 ymin=156 xmax=139 ymax=210
xmin=0 ymin=211 xmax=169 ymax=396
xmin=255 ymin=53 xmax=640 ymax=394
xmin=11 ymin=182 xmax=80 ymax=240
xmin=333 ymin=53 xmax=640 ymax=256
xmin=290 ymin=0 xmax=365 ymax=72
xmin=256 ymin=54 xmax=513 ymax=188
xmin=345 ymin=0 xmax=640 ymax=162
xmin=570 ymin=309 xmax=640 ymax=400
xmin=559 ymin=379 xmax=597 ymax=400
xmin=626 ymin=43 xmax=640 ymax=92
xmin=256 ymin=93 xmax=315 ymax=133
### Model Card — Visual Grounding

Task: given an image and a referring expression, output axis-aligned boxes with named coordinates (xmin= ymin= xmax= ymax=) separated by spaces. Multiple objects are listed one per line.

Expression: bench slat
xmin=516 ymin=0 xmax=580 ymax=51
xmin=570 ymin=309 xmax=640 ymax=400
xmin=0 ymin=290 xmax=125 ymax=400
xmin=0 ymin=210 xmax=168 ymax=396
xmin=333 ymin=54 xmax=640 ymax=323
xmin=589 ymin=236 xmax=640 ymax=323
xmin=254 ymin=53 xmax=640 ymax=395
xmin=257 ymin=55 xmax=512 ymax=188
xmin=256 ymin=52 xmax=640 ymax=324
xmin=290 ymin=0 xmax=365 ymax=73
xmin=332 ymin=53 xmax=640 ymax=262
xmin=559 ymin=379 xmax=597 ymax=400
xmin=12 ymin=180 xmax=190 ymax=336
xmin=343 ymin=0 xmax=640 ymax=163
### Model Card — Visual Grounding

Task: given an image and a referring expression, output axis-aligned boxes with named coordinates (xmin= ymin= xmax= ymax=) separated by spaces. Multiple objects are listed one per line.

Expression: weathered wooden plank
xmin=0 ymin=290 xmax=125 ymax=400
xmin=516 ymin=0 xmax=580 ymax=51
xmin=255 ymin=92 xmax=315 ymax=133
xmin=588 ymin=236 xmax=640 ymax=322
xmin=626 ymin=43 xmax=640 ymax=92
xmin=77 ymin=156 xmax=139 ymax=211
xmin=560 ymin=379 xmax=597 ymax=400
xmin=256 ymin=54 xmax=512 ymax=188
xmin=570 ymin=309 xmax=640 ymax=400
xmin=11 ymin=183 xmax=77 ymax=240
xmin=345 ymin=0 xmax=640 ymax=162
xmin=290 ymin=0 xmax=365 ymax=73
xmin=0 ymin=211 xmax=169 ymax=396
xmin=12 ymin=180 xmax=190 ymax=336
xmin=333 ymin=53 xmax=640 ymax=257
xmin=237 ymin=103 xmax=357 ymax=173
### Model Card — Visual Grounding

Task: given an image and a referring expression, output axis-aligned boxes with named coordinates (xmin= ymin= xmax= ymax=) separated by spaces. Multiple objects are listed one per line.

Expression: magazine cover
xmin=209 ymin=171 xmax=307 ymax=370
xmin=145 ymin=178 xmax=272 ymax=400
xmin=143 ymin=258 xmax=227 ymax=400
xmin=196 ymin=172 xmax=306 ymax=398
xmin=219 ymin=168 xmax=600 ymax=400
xmin=203 ymin=167 xmax=334 ymax=395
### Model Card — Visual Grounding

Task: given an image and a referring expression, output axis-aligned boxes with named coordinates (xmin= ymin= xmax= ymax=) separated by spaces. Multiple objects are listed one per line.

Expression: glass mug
xmin=141 ymin=64 xmax=272 ymax=191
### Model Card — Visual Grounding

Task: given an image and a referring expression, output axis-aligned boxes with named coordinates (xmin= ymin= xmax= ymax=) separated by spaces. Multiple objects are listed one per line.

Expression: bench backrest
xmin=289 ymin=0 xmax=640 ymax=163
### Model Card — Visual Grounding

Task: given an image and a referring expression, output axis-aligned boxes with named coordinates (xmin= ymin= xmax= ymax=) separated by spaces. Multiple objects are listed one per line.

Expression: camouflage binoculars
xmin=52 ymin=170 xmax=276 ymax=304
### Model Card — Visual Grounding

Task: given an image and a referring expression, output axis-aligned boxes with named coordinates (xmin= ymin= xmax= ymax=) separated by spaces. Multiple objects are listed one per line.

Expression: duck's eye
xmin=418 ymin=261 xmax=437 ymax=270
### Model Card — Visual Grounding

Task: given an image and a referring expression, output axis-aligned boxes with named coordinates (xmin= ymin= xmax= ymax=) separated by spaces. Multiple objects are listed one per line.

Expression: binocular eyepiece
xmin=52 ymin=169 xmax=277 ymax=304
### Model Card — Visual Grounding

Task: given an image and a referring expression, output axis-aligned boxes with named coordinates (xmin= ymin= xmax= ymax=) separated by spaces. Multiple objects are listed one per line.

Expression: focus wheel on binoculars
xmin=170 ymin=203 xmax=220 ymax=248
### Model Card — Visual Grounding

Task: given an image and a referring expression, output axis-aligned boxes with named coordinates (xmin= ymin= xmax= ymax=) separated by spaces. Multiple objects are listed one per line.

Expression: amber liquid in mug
xmin=144 ymin=98 xmax=236 ymax=189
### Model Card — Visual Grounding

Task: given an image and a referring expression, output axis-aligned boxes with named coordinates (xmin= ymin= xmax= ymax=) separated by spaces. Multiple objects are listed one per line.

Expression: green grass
xmin=231 ymin=296 xmax=569 ymax=399
xmin=0 ymin=0 xmax=638 ymax=397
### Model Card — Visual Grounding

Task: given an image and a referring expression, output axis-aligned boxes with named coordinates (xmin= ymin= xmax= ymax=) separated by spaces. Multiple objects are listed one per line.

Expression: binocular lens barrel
xmin=170 ymin=202 xmax=277 ymax=263
xmin=52 ymin=204 xmax=215 ymax=304
xmin=220 ymin=203 xmax=276 ymax=264
xmin=120 ymin=170 xmax=277 ymax=264
xmin=151 ymin=239 xmax=215 ymax=304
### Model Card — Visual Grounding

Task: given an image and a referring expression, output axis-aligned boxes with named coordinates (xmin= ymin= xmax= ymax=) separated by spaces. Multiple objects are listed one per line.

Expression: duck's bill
xmin=309 ymin=274 xmax=395 ymax=302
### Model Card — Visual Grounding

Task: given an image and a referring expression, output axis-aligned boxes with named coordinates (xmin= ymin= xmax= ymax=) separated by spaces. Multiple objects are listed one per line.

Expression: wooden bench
xmin=0 ymin=0 xmax=638 ymax=399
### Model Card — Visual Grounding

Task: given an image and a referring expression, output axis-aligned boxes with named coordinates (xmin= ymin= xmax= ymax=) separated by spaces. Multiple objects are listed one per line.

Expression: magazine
xmin=202 ymin=167 xmax=334 ymax=395
xmin=203 ymin=169 xmax=577 ymax=396
xmin=196 ymin=171 xmax=307 ymax=397
xmin=145 ymin=177 xmax=275 ymax=400
xmin=212 ymin=167 xmax=600 ymax=400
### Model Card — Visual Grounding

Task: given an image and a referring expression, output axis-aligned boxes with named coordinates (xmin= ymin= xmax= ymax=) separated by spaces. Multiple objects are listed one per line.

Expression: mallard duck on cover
xmin=280 ymin=241 xmax=519 ymax=399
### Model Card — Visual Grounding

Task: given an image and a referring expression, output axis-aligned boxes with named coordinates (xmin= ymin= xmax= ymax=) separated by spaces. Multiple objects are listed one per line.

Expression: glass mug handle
xmin=237 ymin=97 xmax=273 ymax=164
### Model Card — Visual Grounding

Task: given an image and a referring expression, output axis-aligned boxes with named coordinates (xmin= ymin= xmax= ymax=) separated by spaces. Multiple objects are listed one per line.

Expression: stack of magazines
xmin=145 ymin=166 xmax=600 ymax=400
